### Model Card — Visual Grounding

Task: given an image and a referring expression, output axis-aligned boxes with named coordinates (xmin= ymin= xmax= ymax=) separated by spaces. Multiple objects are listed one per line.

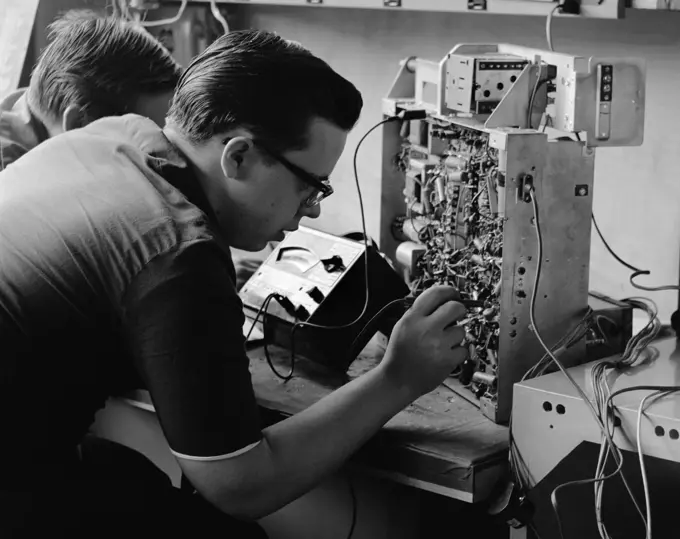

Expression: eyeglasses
xmin=222 ymin=138 xmax=334 ymax=208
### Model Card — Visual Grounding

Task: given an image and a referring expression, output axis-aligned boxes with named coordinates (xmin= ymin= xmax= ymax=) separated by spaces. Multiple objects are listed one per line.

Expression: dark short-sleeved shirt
xmin=0 ymin=114 xmax=261 ymax=487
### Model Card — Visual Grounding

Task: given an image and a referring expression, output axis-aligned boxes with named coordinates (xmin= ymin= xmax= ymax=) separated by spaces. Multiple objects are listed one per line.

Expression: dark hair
xmin=166 ymin=30 xmax=363 ymax=152
xmin=27 ymin=10 xmax=182 ymax=122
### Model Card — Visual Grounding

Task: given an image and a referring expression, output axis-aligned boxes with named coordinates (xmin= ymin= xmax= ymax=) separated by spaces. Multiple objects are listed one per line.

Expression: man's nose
xmin=299 ymin=203 xmax=321 ymax=219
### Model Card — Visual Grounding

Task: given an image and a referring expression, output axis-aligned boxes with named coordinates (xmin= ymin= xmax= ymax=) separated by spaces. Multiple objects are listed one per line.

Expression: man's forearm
xmin=188 ymin=286 xmax=467 ymax=521
xmin=220 ymin=360 xmax=415 ymax=519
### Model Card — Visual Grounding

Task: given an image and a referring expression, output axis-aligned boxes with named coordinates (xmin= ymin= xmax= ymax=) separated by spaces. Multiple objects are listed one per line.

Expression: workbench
xmin=112 ymin=332 xmax=509 ymax=504
xmin=248 ymin=335 xmax=509 ymax=503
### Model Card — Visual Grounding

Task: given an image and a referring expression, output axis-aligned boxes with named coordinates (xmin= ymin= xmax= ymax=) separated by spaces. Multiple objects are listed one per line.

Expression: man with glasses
xmin=229 ymin=139 xmax=334 ymax=290
xmin=0 ymin=30 xmax=468 ymax=537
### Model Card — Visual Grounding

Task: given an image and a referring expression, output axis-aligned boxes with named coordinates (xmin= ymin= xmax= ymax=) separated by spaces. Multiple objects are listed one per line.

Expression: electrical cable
xmin=591 ymin=213 xmax=680 ymax=293
xmin=262 ymin=294 xmax=297 ymax=381
xmin=526 ymin=188 xmax=651 ymax=538
xmin=606 ymin=386 xmax=680 ymax=538
xmin=274 ymin=116 xmax=406 ymax=379
xmin=345 ymin=473 xmax=358 ymax=539
xmin=584 ymin=236 xmax=667 ymax=538
xmin=244 ymin=292 xmax=297 ymax=381
xmin=138 ymin=0 xmax=188 ymax=27
xmin=348 ymin=297 xmax=408 ymax=360
xmin=591 ymin=349 xmax=656 ymax=538
xmin=209 ymin=0 xmax=230 ymax=34
xmin=294 ymin=117 xmax=394 ymax=334
xmin=245 ymin=292 xmax=276 ymax=342
xmin=545 ymin=0 xmax=652 ymax=341
xmin=550 ymin=463 xmax=625 ymax=539
xmin=520 ymin=309 xmax=595 ymax=381
xmin=546 ymin=3 xmax=562 ymax=52
xmin=636 ymin=390 xmax=670 ymax=539
xmin=509 ymin=185 xmax=599 ymax=510
xmin=553 ymin=370 xmax=669 ymax=539
xmin=254 ymin=116 xmax=405 ymax=381
xmin=527 ymin=189 xmax=607 ymax=423
xmin=634 ymin=389 xmax=680 ymax=539
xmin=527 ymin=64 xmax=546 ymax=129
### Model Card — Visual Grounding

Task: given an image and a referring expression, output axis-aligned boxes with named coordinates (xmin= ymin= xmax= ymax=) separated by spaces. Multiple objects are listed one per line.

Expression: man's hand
xmin=177 ymin=284 xmax=468 ymax=520
xmin=379 ymin=285 xmax=467 ymax=399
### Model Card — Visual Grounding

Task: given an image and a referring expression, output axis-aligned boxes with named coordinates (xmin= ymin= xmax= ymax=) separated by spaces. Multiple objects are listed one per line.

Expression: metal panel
xmin=445 ymin=54 xmax=476 ymax=113
xmin=512 ymin=337 xmax=680 ymax=485
xmin=379 ymin=43 xmax=638 ymax=424
xmin=493 ymin=135 xmax=594 ymax=423
xmin=491 ymin=45 xmax=646 ymax=146
xmin=414 ymin=59 xmax=441 ymax=111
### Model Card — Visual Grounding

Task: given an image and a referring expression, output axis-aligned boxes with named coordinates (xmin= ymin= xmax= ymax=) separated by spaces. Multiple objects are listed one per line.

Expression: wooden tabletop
xmin=247 ymin=335 xmax=510 ymax=503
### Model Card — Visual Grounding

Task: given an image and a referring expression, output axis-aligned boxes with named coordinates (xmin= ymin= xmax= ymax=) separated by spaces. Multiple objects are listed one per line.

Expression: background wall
xmin=227 ymin=6 xmax=680 ymax=323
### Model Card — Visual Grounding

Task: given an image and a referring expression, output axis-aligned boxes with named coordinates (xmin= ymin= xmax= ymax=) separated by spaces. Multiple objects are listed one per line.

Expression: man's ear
xmin=61 ymin=105 xmax=86 ymax=132
xmin=220 ymin=137 xmax=256 ymax=179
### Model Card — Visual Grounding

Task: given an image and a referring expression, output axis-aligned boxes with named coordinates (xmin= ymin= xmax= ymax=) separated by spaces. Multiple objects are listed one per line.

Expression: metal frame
xmin=384 ymin=122 xmax=596 ymax=423
xmin=386 ymin=44 xmax=646 ymax=146
xmin=379 ymin=45 xmax=645 ymax=423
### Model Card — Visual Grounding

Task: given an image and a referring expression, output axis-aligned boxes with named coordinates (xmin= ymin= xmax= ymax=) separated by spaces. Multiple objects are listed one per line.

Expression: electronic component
xmin=379 ymin=45 xmax=646 ymax=424
xmin=239 ymin=227 xmax=409 ymax=371
xmin=445 ymin=53 xmax=528 ymax=115
xmin=391 ymin=119 xmax=594 ymax=423
xmin=595 ymin=63 xmax=614 ymax=140
xmin=347 ymin=294 xmax=488 ymax=364
xmin=384 ymin=44 xmax=646 ymax=147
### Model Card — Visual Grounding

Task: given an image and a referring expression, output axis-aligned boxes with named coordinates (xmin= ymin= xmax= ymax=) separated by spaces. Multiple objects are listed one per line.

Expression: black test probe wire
xmin=244 ymin=114 xmax=420 ymax=539
xmin=540 ymin=22 xmax=679 ymax=298
xmin=248 ymin=113 xmax=415 ymax=382
xmin=591 ymin=213 xmax=680 ymax=295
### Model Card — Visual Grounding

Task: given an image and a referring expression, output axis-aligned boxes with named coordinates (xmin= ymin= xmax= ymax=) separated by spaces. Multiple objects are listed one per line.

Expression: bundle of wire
xmin=510 ymin=306 xmax=598 ymax=494
xmin=588 ymin=297 xmax=662 ymax=539
xmin=507 ymin=188 xmax=669 ymax=539
xmin=520 ymin=308 xmax=596 ymax=382
xmin=586 ymin=384 xmax=680 ymax=539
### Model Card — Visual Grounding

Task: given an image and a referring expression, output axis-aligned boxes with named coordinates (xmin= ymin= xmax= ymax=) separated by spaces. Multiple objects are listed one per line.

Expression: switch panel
xmin=595 ymin=63 xmax=613 ymax=141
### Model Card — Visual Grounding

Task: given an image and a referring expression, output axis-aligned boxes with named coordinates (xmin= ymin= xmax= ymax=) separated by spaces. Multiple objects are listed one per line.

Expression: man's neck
xmin=162 ymin=125 xmax=216 ymax=182
xmin=161 ymin=125 xmax=222 ymax=232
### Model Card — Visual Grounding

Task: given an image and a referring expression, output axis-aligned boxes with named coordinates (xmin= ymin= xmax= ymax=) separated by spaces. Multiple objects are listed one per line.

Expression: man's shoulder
xmin=2 ymin=114 xmax=194 ymax=219
xmin=0 ymin=115 xmax=215 ymax=294
xmin=75 ymin=114 xmax=186 ymax=166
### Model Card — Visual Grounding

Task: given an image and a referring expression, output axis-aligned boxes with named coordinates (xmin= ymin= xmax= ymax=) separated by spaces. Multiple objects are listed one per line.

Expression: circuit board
xmin=380 ymin=44 xmax=644 ymax=424
xmin=395 ymin=120 xmax=502 ymax=401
